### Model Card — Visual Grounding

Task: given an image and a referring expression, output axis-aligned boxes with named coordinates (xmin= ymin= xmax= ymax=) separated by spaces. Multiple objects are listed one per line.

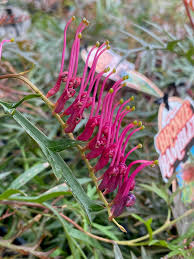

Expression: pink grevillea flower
xmin=46 ymin=16 xmax=82 ymax=99
xmin=0 ymin=38 xmax=14 ymax=61
xmin=46 ymin=17 xmax=158 ymax=218
xmin=110 ymin=160 xmax=158 ymax=218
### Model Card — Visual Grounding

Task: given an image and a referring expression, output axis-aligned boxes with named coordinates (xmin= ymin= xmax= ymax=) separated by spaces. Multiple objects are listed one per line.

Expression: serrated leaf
xmin=9 ymin=162 xmax=49 ymax=189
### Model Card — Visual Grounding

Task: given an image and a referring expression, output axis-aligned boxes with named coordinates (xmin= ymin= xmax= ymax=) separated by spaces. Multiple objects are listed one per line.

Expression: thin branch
xmin=1 ymin=200 xmax=193 ymax=247
xmin=0 ymin=200 xmax=46 ymax=209
xmin=0 ymin=240 xmax=55 ymax=259
xmin=60 ymin=213 xmax=115 ymax=244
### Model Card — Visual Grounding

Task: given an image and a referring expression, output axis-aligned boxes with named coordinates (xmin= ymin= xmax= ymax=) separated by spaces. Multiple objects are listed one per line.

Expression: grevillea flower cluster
xmin=0 ymin=18 xmax=158 ymax=218
xmin=46 ymin=17 xmax=158 ymax=218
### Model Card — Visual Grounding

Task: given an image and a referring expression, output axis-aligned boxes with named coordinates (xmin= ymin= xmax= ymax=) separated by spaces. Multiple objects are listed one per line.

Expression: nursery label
xmin=81 ymin=47 xmax=163 ymax=98
xmin=155 ymin=97 xmax=194 ymax=202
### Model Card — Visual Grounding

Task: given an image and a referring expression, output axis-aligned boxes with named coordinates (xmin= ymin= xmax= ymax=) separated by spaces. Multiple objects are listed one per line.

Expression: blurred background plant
xmin=0 ymin=0 xmax=193 ymax=258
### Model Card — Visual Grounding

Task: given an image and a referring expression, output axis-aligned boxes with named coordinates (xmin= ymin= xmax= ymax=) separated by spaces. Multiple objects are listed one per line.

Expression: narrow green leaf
xmin=0 ymin=94 xmax=40 ymax=109
xmin=141 ymin=247 xmax=151 ymax=259
xmin=130 ymin=251 xmax=138 ymax=259
xmin=43 ymin=202 xmax=70 ymax=229
xmin=167 ymin=249 xmax=184 ymax=258
xmin=50 ymin=248 xmax=65 ymax=258
xmin=145 ymin=218 xmax=153 ymax=241
xmin=0 ymin=102 xmax=93 ymax=222
xmin=92 ymin=223 xmax=118 ymax=240
xmin=0 ymin=171 xmax=12 ymax=180
xmin=131 ymin=213 xmax=145 ymax=223
xmin=47 ymin=138 xmax=83 ymax=152
xmin=44 ymin=203 xmax=87 ymax=259
xmin=7 ymin=179 xmax=91 ymax=204
xmin=45 ymin=150 xmax=92 ymax=222
xmin=113 ymin=243 xmax=124 ymax=259
xmin=148 ymin=240 xmax=168 ymax=247
xmin=132 ymin=214 xmax=153 ymax=241
xmin=120 ymin=30 xmax=148 ymax=47
xmin=12 ymin=110 xmax=49 ymax=146
xmin=39 ymin=143 xmax=62 ymax=180
xmin=132 ymin=23 xmax=165 ymax=46
xmin=7 ymin=184 xmax=71 ymax=203
xmin=9 ymin=162 xmax=49 ymax=189
xmin=11 ymin=94 xmax=40 ymax=109
xmin=166 ymin=40 xmax=182 ymax=51
xmin=148 ymin=240 xmax=159 ymax=246
xmin=0 ymin=189 xmax=24 ymax=200
xmin=139 ymin=183 xmax=168 ymax=203
xmin=70 ymin=229 xmax=101 ymax=249
xmin=0 ymin=100 xmax=82 ymax=152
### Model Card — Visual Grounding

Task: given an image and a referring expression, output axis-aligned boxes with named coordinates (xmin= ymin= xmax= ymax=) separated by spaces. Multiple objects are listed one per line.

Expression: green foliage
xmin=0 ymin=0 xmax=193 ymax=258
xmin=0 ymin=100 xmax=94 ymax=222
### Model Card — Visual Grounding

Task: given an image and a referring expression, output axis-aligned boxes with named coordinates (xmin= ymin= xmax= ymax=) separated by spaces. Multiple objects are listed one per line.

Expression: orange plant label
xmin=155 ymin=97 xmax=194 ymax=185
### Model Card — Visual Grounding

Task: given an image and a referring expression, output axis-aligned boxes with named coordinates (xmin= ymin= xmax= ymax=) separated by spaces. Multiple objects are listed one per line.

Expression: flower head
xmin=46 ymin=17 xmax=158 ymax=218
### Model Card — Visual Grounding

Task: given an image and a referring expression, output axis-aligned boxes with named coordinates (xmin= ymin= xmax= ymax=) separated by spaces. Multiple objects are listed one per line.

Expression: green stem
xmin=117 ymin=208 xmax=194 ymax=245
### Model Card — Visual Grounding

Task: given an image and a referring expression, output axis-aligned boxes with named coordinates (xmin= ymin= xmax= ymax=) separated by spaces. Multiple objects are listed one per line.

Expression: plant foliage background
xmin=0 ymin=0 xmax=193 ymax=258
